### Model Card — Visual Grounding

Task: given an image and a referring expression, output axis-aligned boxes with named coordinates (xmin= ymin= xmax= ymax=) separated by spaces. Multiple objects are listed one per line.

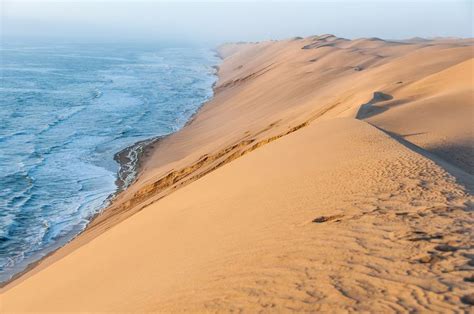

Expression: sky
xmin=1 ymin=0 xmax=473 ymax=44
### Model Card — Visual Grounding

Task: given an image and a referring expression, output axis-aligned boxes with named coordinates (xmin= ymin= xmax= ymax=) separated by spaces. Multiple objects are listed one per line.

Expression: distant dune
xmin=1 ymin=35 xmax=473 ymax=312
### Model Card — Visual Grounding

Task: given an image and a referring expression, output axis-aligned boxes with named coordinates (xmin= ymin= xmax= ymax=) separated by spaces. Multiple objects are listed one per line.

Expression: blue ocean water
xmin=0 ymin=42 xmax=218 ymax=282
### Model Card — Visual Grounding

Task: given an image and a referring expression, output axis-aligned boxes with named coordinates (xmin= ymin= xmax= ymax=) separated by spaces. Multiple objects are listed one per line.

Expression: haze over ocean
xmin=3 ymin=0 xmax=472 ymax=43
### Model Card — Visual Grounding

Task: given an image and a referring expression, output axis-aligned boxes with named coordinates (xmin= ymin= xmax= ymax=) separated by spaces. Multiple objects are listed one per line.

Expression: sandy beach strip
xmin=1 ymin=35 xmax=473 ymax=312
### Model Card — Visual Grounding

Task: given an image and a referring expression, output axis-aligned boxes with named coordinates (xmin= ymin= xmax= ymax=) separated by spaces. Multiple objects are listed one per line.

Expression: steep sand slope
xmin=2 ymin=118 xmax=472 ymax=312
xmin=1 ymin=36 xmax=473 ymax=311
xmin=85 ymin=35 xmax=473 ymax=237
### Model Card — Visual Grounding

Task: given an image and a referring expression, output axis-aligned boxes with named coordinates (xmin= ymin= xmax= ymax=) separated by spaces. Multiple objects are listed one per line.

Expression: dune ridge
xmin=1 ymin=35 xmax=473 ymax=312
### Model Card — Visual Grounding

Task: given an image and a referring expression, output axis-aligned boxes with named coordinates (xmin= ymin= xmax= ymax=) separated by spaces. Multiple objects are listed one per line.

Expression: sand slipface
xmin=1 ymin=35 xmax=473 ymax=312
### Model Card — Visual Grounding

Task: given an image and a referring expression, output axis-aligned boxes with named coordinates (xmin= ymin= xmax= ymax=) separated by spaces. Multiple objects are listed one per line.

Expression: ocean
xmin=0 ymin=42 xmax=218 ymax=282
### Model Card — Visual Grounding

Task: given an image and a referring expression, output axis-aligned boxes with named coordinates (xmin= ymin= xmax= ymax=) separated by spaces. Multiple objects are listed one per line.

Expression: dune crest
xmin=1 ymin=35 xmax=473 ymax=312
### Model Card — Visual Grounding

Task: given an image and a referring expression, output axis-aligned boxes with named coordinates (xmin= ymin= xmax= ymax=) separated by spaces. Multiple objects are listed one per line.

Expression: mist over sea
xmin=0 ymin=42 xmax=218 ymax=282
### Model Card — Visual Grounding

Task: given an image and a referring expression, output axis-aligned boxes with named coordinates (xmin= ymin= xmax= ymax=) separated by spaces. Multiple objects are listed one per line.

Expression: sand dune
xmin=361 ymin=58 xmax=474 ymax=174
xmin=1 ymin=35 xmax=473 ymax=312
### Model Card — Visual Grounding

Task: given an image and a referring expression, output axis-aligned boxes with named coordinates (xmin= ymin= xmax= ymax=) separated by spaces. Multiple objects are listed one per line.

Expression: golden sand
xmin=1 ymin=35 xmax=473 ymax=312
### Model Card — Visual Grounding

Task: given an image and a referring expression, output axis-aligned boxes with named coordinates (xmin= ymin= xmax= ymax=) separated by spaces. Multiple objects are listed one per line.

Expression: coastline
xmin=113 ymin=136 xmax=163 ymax=192
xmin=0 ymin=51 xmax=223 ymax=289
xmin=2 ymin=36 xmax=473 ymax=312
xmin=115 ymin=51 xmax=223 ymax=193
xmin=115 ymin=52 xmax=223 ymax=196
xmin=0 ymin=138 xmax=165 ymax=288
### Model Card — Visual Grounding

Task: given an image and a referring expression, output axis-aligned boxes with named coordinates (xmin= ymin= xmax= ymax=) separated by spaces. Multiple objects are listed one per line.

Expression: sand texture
xmin=1 ymin=35 xmax=473 ymax=312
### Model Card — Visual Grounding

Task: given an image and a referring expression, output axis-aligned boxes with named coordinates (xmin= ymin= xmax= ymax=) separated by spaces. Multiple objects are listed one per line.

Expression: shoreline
xmin=113 ymin=136 xmax=163 ymax=192
xmin=0 ymin=137 xmax=164 ymax=287
xmin=0 ymin=51 xmax=222 ymax=289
